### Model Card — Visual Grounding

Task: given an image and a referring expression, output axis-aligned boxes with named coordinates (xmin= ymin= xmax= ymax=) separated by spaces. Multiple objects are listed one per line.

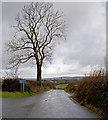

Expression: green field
xmin=56 ymin=84 xmax=68 ymax=89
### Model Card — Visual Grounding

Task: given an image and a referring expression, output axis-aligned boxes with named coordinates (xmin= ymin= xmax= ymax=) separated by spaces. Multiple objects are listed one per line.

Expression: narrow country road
xmin=2 ymin=90 xmax=100 ymax=118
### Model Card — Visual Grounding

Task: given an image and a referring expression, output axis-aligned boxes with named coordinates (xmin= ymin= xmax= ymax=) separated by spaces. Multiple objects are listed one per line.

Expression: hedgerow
xmin=74 ymin=69 xmax=108 ymax=115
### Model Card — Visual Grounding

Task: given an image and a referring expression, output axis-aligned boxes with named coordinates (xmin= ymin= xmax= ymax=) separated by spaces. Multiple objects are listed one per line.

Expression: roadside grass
xmin=0 ymin=91 xmax=35 ymax=98
xmin=56 ymin=84 xmax=68 ymax=89
xmin=0 ymin=86 xmax=52 ymax=98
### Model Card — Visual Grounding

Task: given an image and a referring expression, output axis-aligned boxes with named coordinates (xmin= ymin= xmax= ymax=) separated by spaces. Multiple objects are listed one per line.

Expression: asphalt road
xmin=2 ymin=90 xmax=100 ymax=118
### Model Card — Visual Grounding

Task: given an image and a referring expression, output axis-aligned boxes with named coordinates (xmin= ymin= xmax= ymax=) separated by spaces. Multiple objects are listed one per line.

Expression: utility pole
xmin=106 ymin=2 xmax=108 ymax=81
xmin=106 ymin=57 xmax=108 ymax=80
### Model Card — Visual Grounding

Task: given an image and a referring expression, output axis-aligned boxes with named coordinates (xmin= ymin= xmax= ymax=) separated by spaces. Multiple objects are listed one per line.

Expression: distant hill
xmin=26 ymin=76 xmax=84 ymax=81
xmin=43 ymin=76 xmax=83 ymax=81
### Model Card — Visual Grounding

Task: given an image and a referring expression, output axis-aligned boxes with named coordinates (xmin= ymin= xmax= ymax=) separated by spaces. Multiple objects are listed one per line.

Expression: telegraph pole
xmin=106 ymin=2 xmax=108 ymax=80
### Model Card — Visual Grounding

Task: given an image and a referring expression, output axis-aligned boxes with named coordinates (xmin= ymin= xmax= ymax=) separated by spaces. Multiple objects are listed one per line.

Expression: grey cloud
xmin=2 ymin=2 xmax=106 ymax=78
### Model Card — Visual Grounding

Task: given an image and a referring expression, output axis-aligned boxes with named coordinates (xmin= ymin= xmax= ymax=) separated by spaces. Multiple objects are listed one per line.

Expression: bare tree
xmin=6 ymin=2 xmax=65 ymax=83
xmin=5 ymin=65 xmax=20 ymax=79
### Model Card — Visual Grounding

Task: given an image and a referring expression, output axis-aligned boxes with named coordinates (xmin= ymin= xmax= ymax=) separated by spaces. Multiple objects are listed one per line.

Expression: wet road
xmin=2 ymin=90 xmax=100 ymax=118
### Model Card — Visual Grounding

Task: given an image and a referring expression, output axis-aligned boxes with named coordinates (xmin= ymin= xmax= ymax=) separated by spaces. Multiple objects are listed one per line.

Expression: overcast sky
xmin=1 ymin=2 xmax=106 ymax=78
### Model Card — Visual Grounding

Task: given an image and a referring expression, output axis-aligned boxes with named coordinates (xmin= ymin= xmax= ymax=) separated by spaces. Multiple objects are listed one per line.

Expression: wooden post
xmin=23 ymin=83 xmax=25 ymax=92
xmin=20 ymin=83 xmax=22 ymax=92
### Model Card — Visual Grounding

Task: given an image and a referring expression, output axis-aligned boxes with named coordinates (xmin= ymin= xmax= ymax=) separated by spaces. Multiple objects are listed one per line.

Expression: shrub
xmin=2 ymin=78 xmax=20 ymax=92
xmin=2 ymin=78 xmax=55 ymax=93
xmin=65 ymin=79 xmax=80 ymax=93
xmin=27 ymin=81 xmax=55 ymax=93
xmin=42 ymin=81 xmax=55 ymax=89
xmin=74 ymin=69 xmax=108 ymax=113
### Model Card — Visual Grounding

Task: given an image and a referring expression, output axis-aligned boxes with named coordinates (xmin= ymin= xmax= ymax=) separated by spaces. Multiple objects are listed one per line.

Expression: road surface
xmin=2 ymin=90 xmax=100 ymax=118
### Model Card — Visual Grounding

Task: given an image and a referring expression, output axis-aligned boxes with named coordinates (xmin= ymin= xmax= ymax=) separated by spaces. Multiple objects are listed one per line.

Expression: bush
xmin=27 ymin=81 xmax=55 ymax=93
xmin=65 ymin=79 xmax=80 ymax=93
xmin=2 ymin=78 xmax=20 ymax=92
xmin=2 ymin=79 xmax=55 ymax=93
xmin=42 ymin=81 xmax=55 ymax=89
xmin=74 ymin=69 xmax=108 ymax=113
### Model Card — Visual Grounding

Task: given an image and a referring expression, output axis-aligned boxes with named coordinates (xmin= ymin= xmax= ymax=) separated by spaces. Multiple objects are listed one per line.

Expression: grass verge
xmin=0 ymin=91 xmax=34 ymax=98
xmin=0 ymin=87 xmax=52 ymax=98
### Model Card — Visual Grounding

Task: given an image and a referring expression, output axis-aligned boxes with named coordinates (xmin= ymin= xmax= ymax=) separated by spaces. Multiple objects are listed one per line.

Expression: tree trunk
xmin=37 ymin=63 xmax=42 ymax=86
